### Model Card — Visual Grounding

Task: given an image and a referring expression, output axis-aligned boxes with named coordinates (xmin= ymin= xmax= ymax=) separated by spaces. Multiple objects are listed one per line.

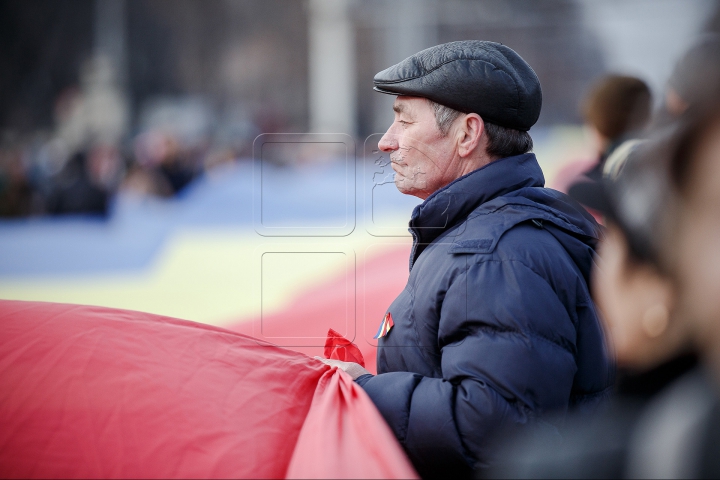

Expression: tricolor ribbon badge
xmin=374 ymin=312 xmax=394 ymax=339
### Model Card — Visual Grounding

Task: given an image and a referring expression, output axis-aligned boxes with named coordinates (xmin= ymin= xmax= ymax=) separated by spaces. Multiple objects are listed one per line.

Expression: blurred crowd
xmin=0 ymin=110 xmax=264 ymax=219
xmin=0 ymin=56 xmax=285 ymax=218
xmin=0 ymin=132 xmax=201 ymax=218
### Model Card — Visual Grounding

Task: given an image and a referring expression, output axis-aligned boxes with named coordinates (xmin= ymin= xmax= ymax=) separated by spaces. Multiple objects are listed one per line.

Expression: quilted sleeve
xmin=358 ymin=258 xmax=579 ymax=476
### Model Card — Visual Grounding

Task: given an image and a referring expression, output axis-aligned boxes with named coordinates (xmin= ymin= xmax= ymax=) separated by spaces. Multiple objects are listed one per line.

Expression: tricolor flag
xmin=374 ymin=312 xmax=394 ymax=339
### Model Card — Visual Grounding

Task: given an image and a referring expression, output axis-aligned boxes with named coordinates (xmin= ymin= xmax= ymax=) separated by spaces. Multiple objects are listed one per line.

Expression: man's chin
xmin=394 ymin=180 xmax=426 ymax=199
xmin=394 ymin=179 xmax=411 ymax=195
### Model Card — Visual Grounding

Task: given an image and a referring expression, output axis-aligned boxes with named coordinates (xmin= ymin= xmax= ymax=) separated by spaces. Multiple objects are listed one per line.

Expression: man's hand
xmin=314 ymin=357 xmax=371 ymax=380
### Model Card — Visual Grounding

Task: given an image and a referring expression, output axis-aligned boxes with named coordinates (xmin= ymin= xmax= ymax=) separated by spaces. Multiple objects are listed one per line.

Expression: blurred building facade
xmin=1 ymin=0 xmax=719 ymax=217
xmin=4 ymin=0 xmax=720 ymax=137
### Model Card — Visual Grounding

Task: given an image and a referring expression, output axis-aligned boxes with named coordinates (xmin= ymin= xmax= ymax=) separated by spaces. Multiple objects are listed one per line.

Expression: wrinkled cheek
xmin=407 ymin=165 xmax=428 ymax=188
xmin=394 ymin=167 xmax=417 ymax=186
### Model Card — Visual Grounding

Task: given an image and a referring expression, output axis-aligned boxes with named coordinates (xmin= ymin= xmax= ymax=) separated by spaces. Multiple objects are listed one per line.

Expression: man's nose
xmin=378 ymin=128 xmax=398 ymax=153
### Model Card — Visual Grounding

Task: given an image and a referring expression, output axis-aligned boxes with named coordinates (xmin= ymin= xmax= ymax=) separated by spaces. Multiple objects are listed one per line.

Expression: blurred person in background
xmin=583 ymin=76 xmax=651 ymax=163
xmin=155 ymin=135 xmax=198 ymax=195
xmin=489 ymin=87 xmax=720 ymax=479
xmin=120 ymin=131 xmax=197 ymax=198
xmin=87 ymin=143 xmax=125 ymax=194
xmin=562 ymin=34 xmax=720 ymax=224
xmin=0 ymin=142 xmax=34 ymax=217
xmin=45 ymin=151 xmax=109 ymax=216
xmin=553 ymin=75 xmax=652 ymax=200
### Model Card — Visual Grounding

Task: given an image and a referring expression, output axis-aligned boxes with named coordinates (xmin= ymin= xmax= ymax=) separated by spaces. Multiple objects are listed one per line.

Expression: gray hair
xmin=427 ymin=99 xmax=533 ymax=158
xmin=428 ymin=100 xmax=463 ymax=136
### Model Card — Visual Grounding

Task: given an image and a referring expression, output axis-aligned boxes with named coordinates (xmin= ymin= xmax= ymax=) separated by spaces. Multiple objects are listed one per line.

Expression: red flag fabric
xmin=0 ymin=300 xmax=417 ymax=479
xmin=228 ymin=243 xmax=413 ymax=375
xmin=324 ymin=328 xmax=366 ymax=367
xmin=287 ymin=366 xmax=413 ymax=478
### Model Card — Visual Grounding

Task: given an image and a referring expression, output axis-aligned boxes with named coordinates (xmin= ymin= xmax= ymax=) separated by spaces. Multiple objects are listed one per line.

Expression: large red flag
xmin=0 ymin=300 xmax=416 ymax=479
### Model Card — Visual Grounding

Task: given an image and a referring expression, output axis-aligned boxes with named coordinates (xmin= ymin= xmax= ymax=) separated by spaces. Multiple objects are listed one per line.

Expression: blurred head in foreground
xmin=591 ymin=140 xmax=687 ymax=371
xmin=593 ymin=92 xmax=720 ymax=373
xmin=663 ymin=34 xmax=720 ymax=118
xmin=664 ymin=101 xmax=720 ymax=374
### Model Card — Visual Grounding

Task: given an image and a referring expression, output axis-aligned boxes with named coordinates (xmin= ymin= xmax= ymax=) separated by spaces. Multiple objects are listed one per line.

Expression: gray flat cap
xmin=373 ymin=40 xmax=542 ymax=131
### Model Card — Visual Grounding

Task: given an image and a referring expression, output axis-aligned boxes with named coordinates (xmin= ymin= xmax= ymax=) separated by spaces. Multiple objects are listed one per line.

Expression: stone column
xmin=308 ymin=0 xmax=356 ymax=136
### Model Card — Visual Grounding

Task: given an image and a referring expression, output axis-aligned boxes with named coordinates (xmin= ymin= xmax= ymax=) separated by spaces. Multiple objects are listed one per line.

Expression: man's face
xmin=378 ymin=96 xmax=459 ymax=199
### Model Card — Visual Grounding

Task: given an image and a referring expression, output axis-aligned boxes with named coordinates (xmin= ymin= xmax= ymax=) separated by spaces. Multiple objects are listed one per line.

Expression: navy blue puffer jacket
xmin=356 ymin=153 xmax=613 ymax=478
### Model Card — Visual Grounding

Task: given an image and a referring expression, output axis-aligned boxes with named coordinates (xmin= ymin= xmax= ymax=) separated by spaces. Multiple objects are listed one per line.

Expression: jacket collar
xmin=408 ymin=153 xmax=545 ymax=250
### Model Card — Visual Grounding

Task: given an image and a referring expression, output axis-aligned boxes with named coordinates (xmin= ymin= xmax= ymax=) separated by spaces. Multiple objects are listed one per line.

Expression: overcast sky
xmin=581 ymin=0 xmax=717 ymax=100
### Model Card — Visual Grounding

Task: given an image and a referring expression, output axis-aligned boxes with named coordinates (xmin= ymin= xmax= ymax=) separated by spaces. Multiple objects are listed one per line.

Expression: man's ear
xmin=457 ymin=113 xmax=484 ymax=158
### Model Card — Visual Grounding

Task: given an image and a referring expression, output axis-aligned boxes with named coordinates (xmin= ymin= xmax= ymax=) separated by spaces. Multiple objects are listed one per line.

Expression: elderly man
xmin=321 ymin=41 xmax=613 ymax=477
